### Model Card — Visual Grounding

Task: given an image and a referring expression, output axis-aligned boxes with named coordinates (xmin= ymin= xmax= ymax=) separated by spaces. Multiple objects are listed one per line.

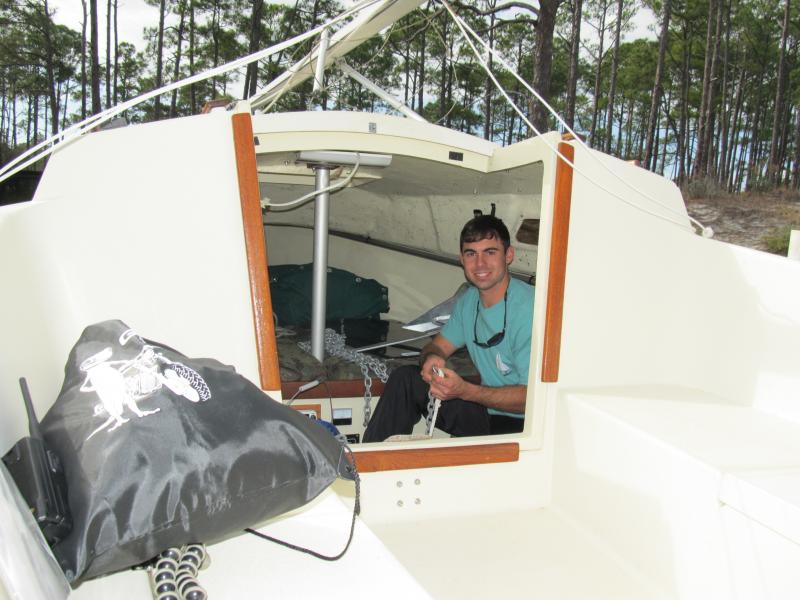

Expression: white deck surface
xmin=68 ymin=495 xmax=670 ymax=599
xmin=71 ymin=492 xmax=430 ymax=599
xmin=369 ymin=507 xmax=668 ymax=599
xmin=567 ymin=390 xmax=800 ymax=533
xmin=556 ymin=389 xmax=800 ymax=600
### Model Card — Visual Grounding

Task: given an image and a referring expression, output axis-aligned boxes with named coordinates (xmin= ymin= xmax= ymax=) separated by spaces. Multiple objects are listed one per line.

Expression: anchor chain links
xmin=425 ymin=390 xmax=437 ymax=432
xmin=299 ymin=328 xmax=389 ymax=427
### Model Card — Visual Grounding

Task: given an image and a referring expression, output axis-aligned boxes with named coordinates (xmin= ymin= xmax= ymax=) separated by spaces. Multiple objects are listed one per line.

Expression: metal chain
xmin=298 ymin=329 xmax=390 ymax=427
xmin=425 ymin=390 xmax=437 ymax=432
xmin=150 ymin=544 xmax=209 ymax=600
xmin=424 ymin=366 xmax=444 ymax=435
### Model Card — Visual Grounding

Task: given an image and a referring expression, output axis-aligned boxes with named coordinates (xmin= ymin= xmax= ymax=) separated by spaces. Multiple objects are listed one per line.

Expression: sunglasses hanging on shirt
xmin=473 ymin=290 xmax=507 ymax=348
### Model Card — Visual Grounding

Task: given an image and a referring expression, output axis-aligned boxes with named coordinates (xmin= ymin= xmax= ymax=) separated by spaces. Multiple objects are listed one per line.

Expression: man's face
xmin=459 ymin=236 xmax=514 ymax=294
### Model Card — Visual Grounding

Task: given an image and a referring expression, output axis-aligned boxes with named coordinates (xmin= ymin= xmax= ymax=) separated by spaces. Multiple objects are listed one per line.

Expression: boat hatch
xmin=251 ymin=131 xmax=545 ymax=458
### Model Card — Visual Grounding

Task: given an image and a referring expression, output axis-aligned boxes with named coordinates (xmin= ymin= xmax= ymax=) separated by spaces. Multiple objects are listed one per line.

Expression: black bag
xmin=40 ymin=320 xmax=355 ymax=585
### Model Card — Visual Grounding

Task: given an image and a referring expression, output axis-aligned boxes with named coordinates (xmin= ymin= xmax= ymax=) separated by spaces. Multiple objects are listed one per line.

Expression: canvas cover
xmin=269 ymin=264 xmax=389 ymax=326
xmin=40 ymin=320 xmax=354 ymax=585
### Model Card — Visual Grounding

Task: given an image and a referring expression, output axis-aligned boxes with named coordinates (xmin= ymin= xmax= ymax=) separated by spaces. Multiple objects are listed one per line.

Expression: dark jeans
xmin=362 ymin=365 xmax=523 ymax=442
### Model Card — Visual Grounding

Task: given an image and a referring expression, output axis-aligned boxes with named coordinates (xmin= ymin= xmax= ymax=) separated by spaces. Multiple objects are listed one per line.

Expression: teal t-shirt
xmin=440 ymin=278 xmax=534 ymax=417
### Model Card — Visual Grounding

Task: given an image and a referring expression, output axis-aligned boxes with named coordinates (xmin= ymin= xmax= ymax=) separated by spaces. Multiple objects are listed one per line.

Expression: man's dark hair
xmin=460 ymin=214 xmax=511 ymax=251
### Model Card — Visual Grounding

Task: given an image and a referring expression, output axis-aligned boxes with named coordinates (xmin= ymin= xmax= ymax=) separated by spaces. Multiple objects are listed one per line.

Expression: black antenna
xmin=490 ymin=203 xmax=496 ymax=216
xmin=19 ymin=377 xmax=43 ymax=440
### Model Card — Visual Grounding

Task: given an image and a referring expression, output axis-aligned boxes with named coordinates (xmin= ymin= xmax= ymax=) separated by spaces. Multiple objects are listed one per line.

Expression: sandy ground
xmin=685 ymin=191 xmax=800 ymax=253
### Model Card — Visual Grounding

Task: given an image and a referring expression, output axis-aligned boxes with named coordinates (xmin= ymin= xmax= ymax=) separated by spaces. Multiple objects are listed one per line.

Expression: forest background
xmin=1 ymin=0 xmax=799 ymax=249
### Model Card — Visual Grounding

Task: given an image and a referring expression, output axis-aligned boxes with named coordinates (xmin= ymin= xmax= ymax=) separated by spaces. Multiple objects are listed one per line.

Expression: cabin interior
xmin=2 ymin=108 xmax=800 ymax=599
xmin=255 ymin=117 xmax=543 ymax=442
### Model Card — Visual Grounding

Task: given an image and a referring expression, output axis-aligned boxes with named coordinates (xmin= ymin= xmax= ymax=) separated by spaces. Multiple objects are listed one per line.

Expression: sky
xmin=48 ymin=0 xmax=656 ymax=52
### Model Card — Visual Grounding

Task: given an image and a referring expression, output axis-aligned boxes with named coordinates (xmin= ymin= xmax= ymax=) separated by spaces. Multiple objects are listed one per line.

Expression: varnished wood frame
xmin=353 ymin=442 xmax=519 ymax=473
xmin=541 ymin=142 xmax=575 ymax=382
xmin=282 ymin=375 xmax=481 ymax=400
xmin=233 ymin=112 xmax=520 ymax=471
xmin=232 ymin=112 xmax=281 ymax=391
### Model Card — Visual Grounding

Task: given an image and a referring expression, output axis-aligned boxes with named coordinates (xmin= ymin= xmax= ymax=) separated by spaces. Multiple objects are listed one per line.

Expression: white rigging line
xmin=440 ymin=0 xmax=713 ymax=238
xmin=0 ymin=0 xmax=383 ymax=186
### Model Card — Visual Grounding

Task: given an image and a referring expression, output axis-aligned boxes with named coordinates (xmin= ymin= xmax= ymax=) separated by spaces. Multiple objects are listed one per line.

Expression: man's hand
xmin=428 ymin=366 xmax=466 ymax=401
xmin=420 ymin=353 xmax=446 ymax=384
xmin=419 ymin=334 xmax=456 ymax=383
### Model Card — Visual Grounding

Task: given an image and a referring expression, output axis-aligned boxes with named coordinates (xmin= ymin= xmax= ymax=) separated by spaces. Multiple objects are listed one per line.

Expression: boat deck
xmin=554 ymin=388 xmax=800 ymax=599
xmin=71 ymin=497 xmax=663 ymax=599
xmin=369 ymin=506 xmax=667 ymax=599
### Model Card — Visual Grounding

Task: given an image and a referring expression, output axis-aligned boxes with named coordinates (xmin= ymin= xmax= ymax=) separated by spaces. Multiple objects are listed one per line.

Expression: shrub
xmin=763 ymin=226 xmax=792 ymax=255
xmin=686 ymin=176 xmax=726 ymax=199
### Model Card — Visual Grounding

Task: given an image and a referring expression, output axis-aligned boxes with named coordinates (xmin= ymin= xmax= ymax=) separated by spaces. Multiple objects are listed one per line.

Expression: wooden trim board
xmin=541 ymin=142 xmax=575 ymax=383
xmin=232 ymin=112 xmax=281 ymax=391
xmin=354 ymin=442 xmax=519 ymax=473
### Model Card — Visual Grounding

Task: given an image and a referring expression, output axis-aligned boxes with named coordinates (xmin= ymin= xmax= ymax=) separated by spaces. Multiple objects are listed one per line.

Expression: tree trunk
xmin=644 ymin=0 xmax=671 ymax=170
xmin=40 ymin=0 xmax=61 ymax=134
xmin=768 ymin=0 xmax=791 ymax=185
xmin=189 ymin=0 xmax=196 ymax=114
xmin=716 ymin=0 xmax=732 ymax=185
xmin=703 ymin=0 xmax=723 ymax=177
xmin=105 ymin=0 xmax=111 ymax=108
xmin=615 ymin=95 xmax=623 ymax=155
xmin=153 ymin=0 xmax=166 ymax=120
xmin=483 ymin=7 xmax=495 ymax=140
xmin=417 ymin=22 xmax=426 ymax=117
xmin=676 ymin=22 xmax=689 ymax=184
xmin=0 ymin=81 xmax=6 ymax=163
xmin=692 ymin=0 xmax=718 ymax=179
xmin=507 ymin=37 xmax=524 ymax=143
xmin=31 ymin=95 xmax=38 ymax=146
xmin=403 ymin=38 xmax=410 ymax=106
xmin=624 ymin=97 xmax=634 ymax=157
xmin=90 ymin=0 xmax=101 ymax=114
xmin=12 ymin=87 xmax=18 ymax=147
xmin=170 ymin=1 xmax=187 ymax=117
xmin=565 ymin=0 xmax=582 ymax=129
xmin=588 ymin=0 xmax=608 ymax=145
xmin=726 ymin=64 xmax=745 ymax=191
xmin=113 ymin=0 xmax=119 ymax=104
xmin=440 ymin=10 xmax=449 ymax=123
xmin=531 ymin=0 xmax=562 ymax=134
xmin=792 ymin=107 xmax=800 ymax=188
xmin=210 ymin=0 xmax=220 ymax=95
xmin=243 ymin=0 xmax=264 ymax=98
xmin=81 ymin=0 xmax=88 ymax=119
xmin=604 ymin=0 xmax=624 ymax=153
xmin=445 ymin=32 xmax=454 ymax=128
xmin=745 ymin=83 xmax=764 ymax=190
xmin=61 ymin=79 xmax=70 ymax=127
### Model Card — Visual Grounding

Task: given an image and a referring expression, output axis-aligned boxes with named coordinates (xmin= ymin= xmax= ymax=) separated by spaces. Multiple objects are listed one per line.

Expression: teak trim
xmin=353 ymin=442 xmax=519 ymax=473
xmin=232 ymin=112 xmax=281 ymax=391
xmin=282 ymin=374 xmax=482 ymax=400
xmin=541 ymin=142 xmax=575 ymax=383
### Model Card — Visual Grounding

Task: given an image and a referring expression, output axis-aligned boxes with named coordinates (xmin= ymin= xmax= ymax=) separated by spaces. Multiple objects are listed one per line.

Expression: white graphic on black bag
xmin=81 ymin=330 xmax=211 ymax=440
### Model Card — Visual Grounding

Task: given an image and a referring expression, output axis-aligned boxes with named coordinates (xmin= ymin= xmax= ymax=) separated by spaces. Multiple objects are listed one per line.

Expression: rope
xmin=0 ymin=0 xmax=383 ymax=185
xmin=440 ymin=0 xmax=714 ymax=238
xmin=246 ymin=444 xmax=360 ymax=561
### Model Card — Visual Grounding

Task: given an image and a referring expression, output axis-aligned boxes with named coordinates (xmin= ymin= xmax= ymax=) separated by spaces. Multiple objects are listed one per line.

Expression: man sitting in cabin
xmin=363 ymin=214 xmax=534 ymax=442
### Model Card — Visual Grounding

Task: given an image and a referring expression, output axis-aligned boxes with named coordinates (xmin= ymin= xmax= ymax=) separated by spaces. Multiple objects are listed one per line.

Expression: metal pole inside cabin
xmin=310 ymin=166 xmax=330 ymax=361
